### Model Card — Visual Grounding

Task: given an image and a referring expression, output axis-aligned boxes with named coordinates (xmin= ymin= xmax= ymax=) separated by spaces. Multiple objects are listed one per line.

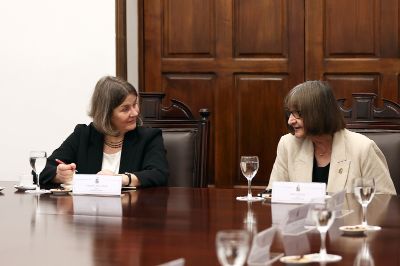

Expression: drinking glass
xmin=216 ymin=230 xmax=250 ymax=266
xmin=353 ymin=177 xmax=381 ymax=231
xmin=236 ymin=156 xmax=263 ymax=202
xmin=308 ymin=198 xmax=342 ymax=262
xmin=29 ymin=151 xmax=47 ymax=193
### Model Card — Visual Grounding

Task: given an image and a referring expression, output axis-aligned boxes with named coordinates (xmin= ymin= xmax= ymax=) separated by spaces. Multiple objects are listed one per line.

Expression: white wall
xmin=127 ymin=0 xmax=139 ymax=89
xmin=0 ymin=0 xmax=116 ymax=180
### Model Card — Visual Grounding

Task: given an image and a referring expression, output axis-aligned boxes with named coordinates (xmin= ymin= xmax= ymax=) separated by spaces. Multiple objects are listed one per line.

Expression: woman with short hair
xmin=267 ymin=80 xmax=396 ymax=194
xmin=40 ymin=76 xmax=169 ymax=188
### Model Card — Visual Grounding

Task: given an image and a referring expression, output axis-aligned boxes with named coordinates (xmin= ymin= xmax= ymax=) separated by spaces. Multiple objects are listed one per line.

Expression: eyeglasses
xmin=285 ymin=110 xmax=302 ymax=119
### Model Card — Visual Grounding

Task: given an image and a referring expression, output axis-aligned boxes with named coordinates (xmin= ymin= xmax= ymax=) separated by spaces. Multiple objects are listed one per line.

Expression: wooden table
xmin=0 ymin=181 xmax=399 ymax=265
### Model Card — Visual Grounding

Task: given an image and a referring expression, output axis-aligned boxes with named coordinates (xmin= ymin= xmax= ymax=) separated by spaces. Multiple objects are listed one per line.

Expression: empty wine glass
xmin=353 ymin=177 xmax=381 ymax=231
xmin=236 ymin=156 xmax=263 ymax=202
xmin=28 ymin=151 xmax=47 ymax=194
xmin=216 ymin=230 xmax=250 ymax=266
xmin=308 ymin=198 xmax=342 ymax=262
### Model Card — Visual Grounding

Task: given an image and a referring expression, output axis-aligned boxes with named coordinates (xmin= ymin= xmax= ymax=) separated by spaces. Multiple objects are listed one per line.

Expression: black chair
xmin=338 ymin=93 xmax=400 ymax=194
xmin=139 ymin=92 xmax=210 ymax=187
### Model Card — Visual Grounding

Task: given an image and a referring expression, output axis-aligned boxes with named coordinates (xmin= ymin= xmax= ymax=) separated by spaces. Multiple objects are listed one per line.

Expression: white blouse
xmin=101 ymin=150 xmax=122 ymax=174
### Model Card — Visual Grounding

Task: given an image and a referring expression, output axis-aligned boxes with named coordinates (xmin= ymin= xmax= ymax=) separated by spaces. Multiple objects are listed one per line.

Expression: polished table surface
xmin=0 ymin=181 xmax=399 ymax=266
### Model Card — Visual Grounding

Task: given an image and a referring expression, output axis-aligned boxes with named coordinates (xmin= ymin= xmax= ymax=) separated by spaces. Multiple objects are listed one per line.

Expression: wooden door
xmin=140 ymin=0 xmax=305 ymax=187
xmin=306 ymin=0 xmax=400 ymax=106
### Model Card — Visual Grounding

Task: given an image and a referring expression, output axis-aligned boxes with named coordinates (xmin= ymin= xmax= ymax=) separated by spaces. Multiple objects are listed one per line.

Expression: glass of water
xmin=353 ymin=177 xmax=381 ymax=231
xmin=216 ymin=230 xmax=250 ymax=266
xmin=236 ymin=156 xmax=263 ymax=202
xmin=29 ymin=151 xmax=47 ymax=193
xmin=308 ymin=198 xmax=342 ymax=263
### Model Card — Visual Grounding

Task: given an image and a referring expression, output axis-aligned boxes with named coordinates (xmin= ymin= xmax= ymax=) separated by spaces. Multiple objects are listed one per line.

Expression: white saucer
xmin=280 ymin=255 xmax=313 ymax=264
xmin=236 ymin=196 xmax=264 ymax=202
xmin=50 ymin=189 xmax=72 ymax=196
xmin=339 ymin=225 xmax=367 ymax=236
xmin=14 ymin=184 xmax=37 ymax=191
xmin=0 ymin=187 xmax=4 ymax=191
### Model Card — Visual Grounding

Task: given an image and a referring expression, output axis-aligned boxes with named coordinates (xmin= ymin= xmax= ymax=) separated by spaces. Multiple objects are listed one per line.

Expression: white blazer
xmin=267 ymin=129 xmax=396 ymax=195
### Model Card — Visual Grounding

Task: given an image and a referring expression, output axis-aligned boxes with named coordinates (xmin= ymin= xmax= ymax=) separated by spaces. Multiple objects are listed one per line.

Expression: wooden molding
xmin=116 ymin=0 xmax=127 ymax=79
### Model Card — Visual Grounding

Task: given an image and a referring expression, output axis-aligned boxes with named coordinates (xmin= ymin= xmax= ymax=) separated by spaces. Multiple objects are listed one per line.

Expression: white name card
xmin=271 ymin=182 xmax=326 ymax=204
xmin=73 ymin=174 xmax=122 ymax=196
xmin=282 ymin=204 xmax=311 ymax=236
xmin=247 ymin=227 xmax=283 ymax=266
xmin=331 ymin=190 xmax=353 ymax=218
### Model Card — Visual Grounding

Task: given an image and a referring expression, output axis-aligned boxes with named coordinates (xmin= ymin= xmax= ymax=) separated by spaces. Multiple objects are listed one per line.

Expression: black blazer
xmin=40 ymin=123 xmax=169 ymax=188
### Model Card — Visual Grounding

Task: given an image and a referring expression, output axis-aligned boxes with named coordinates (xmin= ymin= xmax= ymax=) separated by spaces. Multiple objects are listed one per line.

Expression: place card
xmin=282 ymin=233 xmax=311 ymax=256
xmin=157 ymin=258 xmax=185 ymax=266
xmin=271 ymin=203 xmax=300 ymax=225
xmin=72 ymin=174 xmax=122 ymax=196
xmin=247 ymin=226 xmax=283 ymax=266
xmin=271 ymin=182 xmax=326 ymax=204
xmin=331 ymin=190 xmax=353 ymax=218
xmin=281 ymin=204 xmax=312 ymax=236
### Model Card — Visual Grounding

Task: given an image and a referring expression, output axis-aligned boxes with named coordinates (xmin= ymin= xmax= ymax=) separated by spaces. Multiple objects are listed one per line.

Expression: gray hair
xmin=88 ymin=76 xmax=138 ymax=136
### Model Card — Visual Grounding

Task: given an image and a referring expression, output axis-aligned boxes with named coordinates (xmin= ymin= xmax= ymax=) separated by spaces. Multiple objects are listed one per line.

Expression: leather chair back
xmin=338 ymin=93 xmax=400 ymax=193
xmin=140 ymin=92 xmax=210 ymax=187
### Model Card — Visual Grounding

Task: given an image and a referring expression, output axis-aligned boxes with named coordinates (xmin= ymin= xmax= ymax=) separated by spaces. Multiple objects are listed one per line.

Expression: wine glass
xmin=29 ymin=151 xmax=47 ymax=193
xmin=308 ymin=198 xmax=342 ymax=262
xmin=216 ymin=230 xmax=250 ymax=266
xmin=353 ymin=177 xmax=381 ymax=231
xmin=236 ymin=156 xmax=263 ymax=202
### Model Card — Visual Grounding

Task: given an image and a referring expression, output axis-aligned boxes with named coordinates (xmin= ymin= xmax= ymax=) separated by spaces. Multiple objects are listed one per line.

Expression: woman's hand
xmin=54 ymin=163 xmax=76 ymax=184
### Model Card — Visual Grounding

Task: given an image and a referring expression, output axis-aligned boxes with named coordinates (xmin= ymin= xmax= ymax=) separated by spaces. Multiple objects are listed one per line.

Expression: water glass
xmin=28 ymin=151 xmax=47 ymax=193
xmin=353 ymin=177 xmax=381 ymax=231
xmin=308 ymin=198 xmax=342 ymax=262
xmin=236 ymin=156 xmax=263 ymax=202
xmin=216 ymin=230 xmax=250 ymax=266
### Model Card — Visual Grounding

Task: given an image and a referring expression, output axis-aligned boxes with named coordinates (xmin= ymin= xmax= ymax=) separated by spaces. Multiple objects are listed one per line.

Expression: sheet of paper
xmin=73 ymin=174 xmax=122 ymax=196
xmin=272 ymin=182 xmax=326 ymax=204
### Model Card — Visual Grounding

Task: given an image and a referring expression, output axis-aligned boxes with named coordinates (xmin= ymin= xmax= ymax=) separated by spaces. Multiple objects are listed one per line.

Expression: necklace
xmin=104 ymin=139 xmax=123 ymax=148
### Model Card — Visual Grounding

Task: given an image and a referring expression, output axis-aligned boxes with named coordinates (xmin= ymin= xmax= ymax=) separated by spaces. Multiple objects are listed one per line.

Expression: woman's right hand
xmin=54 ymin=163 xmax=76 ymax=184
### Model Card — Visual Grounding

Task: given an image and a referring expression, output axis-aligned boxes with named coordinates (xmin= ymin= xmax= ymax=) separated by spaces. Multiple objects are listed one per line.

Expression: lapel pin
xmin=339 ymin=168 xmax=343 ymax=174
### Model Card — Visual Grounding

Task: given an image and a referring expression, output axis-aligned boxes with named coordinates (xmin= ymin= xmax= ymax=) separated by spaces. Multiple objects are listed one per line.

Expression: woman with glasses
xmin=266 ymin=80 xmax=396 ymax=194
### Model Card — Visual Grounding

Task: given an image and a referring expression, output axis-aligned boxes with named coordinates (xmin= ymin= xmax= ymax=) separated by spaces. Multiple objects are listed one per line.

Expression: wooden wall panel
xmin=236 ymin=74 xmax=289 ymax=186
xmin=326 ymin=0 xmax=376 ymax=56
xmin=163 ymin=0 xmax=214 ymax=57
xmin=162 ymin=74 xmax=216 ymax=118
xmin=141 ymin=0 xmax=303 ymax=187
xmin=324 ymin=74 xmax=379 ymax=107
xmin=307 ymin=0 xmax=400 ymax=103
xmin=234 ymin=0 xmax=287 ymax=57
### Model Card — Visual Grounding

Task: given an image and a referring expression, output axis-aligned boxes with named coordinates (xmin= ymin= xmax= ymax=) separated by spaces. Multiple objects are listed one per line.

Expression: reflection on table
xmin=0 ymin=181 xmax=399 ymax=265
